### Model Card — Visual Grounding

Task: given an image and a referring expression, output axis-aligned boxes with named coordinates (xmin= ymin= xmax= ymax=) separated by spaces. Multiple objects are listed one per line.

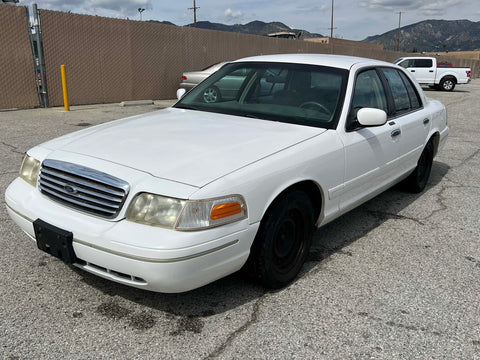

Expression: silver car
xmin=179 ymin=61 xmax=229 ymax=91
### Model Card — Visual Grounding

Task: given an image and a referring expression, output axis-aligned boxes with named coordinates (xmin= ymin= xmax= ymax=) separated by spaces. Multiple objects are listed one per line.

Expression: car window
xmin=351 ymin=69 xmax=388 ymax=115
xmin=382 ymin=68 xmax=423 ymax=114
xmin=346 ymin=69 xmax=388 ymax=131
xmin=381 ymin=68 xmax=411 ymax=114
xmin=413 ymin=59 xmax=433 ymax=68
xmin=398 ymin=70 xmax=422 ymax=109
xmin=174 ymin=62 xmax=348 ymax=129
xmin=397 ymin=59 xmax=410 ymax=68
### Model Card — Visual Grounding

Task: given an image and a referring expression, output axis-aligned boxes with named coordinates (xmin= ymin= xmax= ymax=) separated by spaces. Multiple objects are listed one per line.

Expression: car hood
xmin=42 ymin=108 xmax=326 ymax=187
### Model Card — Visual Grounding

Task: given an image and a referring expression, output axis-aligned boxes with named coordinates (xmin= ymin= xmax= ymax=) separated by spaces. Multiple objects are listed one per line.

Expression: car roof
xmin=233 ymin=53 xmax=391 ymax=70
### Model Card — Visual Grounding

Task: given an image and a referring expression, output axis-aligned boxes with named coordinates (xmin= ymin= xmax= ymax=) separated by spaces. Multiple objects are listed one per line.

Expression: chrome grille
xmin=39 ymin=159 xmax=130 ymax=218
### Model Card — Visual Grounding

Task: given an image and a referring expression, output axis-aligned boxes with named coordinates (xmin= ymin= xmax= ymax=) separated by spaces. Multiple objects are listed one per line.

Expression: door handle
xmin=423 ymin=118 xmax=430 ymax=125
xmin=391 ymin=129 xmax=401 ymax=137
xmin=411 ymin=70 xmax=415 ymax=72
xmin=429 ymin=70 xmax=434 ymax=72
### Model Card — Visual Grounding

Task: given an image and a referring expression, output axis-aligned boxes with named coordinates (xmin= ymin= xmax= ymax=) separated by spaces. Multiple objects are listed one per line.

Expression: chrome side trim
xmin=73 ymin=238 xmax=240 ymax=263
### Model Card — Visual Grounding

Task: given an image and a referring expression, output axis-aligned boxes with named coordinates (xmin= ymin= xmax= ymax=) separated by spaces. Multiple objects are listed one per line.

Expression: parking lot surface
xmin=1 ymin=84 xmax=479 ymax=359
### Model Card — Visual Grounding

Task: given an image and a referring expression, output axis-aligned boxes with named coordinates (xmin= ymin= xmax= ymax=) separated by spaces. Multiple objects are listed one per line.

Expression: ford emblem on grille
xmin=64 ymin=185 xmax=78 ymax=194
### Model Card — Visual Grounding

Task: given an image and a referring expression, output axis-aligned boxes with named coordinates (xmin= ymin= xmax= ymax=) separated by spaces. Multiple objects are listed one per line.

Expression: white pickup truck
xmin=394 ymin=57 xmax=471 ymax=91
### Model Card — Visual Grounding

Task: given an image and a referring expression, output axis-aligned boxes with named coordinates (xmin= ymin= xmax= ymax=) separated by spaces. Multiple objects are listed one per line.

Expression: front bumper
xmin=5 ymin=178 xmax=258 ymax=293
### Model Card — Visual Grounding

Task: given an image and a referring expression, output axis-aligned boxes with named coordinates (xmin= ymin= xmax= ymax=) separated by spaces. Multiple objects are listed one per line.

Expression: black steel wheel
xmin=247 ymin=190 xmax=314 ymax=288
xmin=403 ymin=140 xmax=434 ymax=193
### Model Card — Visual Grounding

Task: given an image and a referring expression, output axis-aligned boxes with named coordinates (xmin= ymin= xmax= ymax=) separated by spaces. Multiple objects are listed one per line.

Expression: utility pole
xmin=330 ymin=0 xmax=334 ymax=40
xmin=396 ymin=11 xmax=402 ymax=51
xmin=329 ymin=0 xmax=337 ymax=54
xmin=188 ymin=0 xmax=200 ymax=28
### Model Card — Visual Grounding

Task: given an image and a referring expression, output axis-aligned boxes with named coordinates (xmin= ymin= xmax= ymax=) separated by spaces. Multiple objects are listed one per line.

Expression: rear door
xmin=380 ymin=67 xmax=430 ymax=173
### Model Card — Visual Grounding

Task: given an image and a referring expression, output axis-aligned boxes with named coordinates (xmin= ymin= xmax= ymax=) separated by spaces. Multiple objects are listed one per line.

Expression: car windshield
xmin=174 ymin=62 xmax=348 ymax=129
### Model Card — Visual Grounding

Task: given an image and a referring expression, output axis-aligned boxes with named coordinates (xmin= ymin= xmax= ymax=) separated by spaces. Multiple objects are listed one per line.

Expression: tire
xmin=246 ymin=191 xmax=314 ymax=289
xmin=440 ymin=77 xmax=455 ymax=91
xmin=202 ymin=86 xmax=221 ymax=103
xmin=403 ymin=140 xmax=434 ymax=193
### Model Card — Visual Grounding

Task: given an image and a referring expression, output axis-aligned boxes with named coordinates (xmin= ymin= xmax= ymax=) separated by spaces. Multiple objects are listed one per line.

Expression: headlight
xmin=19 ymin=155 xmax=41 ymax=187
xmin=126 ymin=193 xmax=247 ymax=231
xmin=125 ymin=193 xmax=185 ymax=228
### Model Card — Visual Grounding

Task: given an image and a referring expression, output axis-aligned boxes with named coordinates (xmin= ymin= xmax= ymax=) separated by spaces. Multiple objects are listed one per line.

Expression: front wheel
xmin=246 ymin=191 xmax=314 ymax=288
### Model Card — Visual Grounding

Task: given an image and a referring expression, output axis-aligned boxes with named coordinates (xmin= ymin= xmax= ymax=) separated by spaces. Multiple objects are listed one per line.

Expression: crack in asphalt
xmin=424 ymin=184 xmax=448 ymax=221
xmin=204 ymin=293 xmax=268 ymax=359
xmin=1 ymin=141 xmax=25 ymax=155
xmin=367 ymin=210 xmax=425 ymax=225
xmin=459 ymin=147 xmax=480 ymax=166
xmin=356 ymin=311 xmax=443 ymax=337
xmin=423 ymin=147 xmax=480 ymax=221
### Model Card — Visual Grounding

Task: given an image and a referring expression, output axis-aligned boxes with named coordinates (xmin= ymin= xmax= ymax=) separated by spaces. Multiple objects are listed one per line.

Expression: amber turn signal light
xmin=210 ymin=202 xmax=242 ymax=220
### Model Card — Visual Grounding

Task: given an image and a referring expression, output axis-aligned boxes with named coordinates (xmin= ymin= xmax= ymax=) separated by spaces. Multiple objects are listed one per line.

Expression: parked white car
xmin=5 ymin=54 xmax=448 ymax=293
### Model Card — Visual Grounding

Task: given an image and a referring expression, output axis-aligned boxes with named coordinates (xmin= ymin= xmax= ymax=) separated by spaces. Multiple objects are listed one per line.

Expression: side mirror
xmin=357 ymin=108 xmax=387 ymax=127
xmin=176 ymin=88 xmax=187 ymax=100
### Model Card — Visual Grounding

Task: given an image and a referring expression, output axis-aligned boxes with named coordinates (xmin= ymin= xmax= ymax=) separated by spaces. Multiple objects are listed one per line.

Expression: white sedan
xmin=5 ymin=54 xmax=448 ymax=293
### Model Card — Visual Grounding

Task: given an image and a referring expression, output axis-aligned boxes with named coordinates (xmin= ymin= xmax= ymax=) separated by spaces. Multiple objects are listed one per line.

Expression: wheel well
xmin=264 ymin=181 xmax=323 ymax=224
xmin=429 ymin=132 xmax=440 ymax=157
xmin=441 ymin=75 xmax=457 ymax=84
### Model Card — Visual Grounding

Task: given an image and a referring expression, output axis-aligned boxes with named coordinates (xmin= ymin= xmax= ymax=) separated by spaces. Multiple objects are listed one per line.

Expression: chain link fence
xmin=1 ymin=6 xmax=479 ymax=109
xmin=0 ymin=5 xmax=39 ymax=109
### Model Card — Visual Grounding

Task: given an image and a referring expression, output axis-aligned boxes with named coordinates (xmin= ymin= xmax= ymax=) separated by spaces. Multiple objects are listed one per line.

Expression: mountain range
xmin=150 ymin=19 xmax=480 ymax=52
xmin=150 ymin=20 xmax=324 ymax=39
xmin=364 ymin=19 xmax=480 ymax=52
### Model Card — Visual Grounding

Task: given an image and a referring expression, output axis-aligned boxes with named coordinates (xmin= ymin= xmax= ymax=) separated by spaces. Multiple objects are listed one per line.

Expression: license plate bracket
xmin=33 ymin=219 xmax=77 ymax=264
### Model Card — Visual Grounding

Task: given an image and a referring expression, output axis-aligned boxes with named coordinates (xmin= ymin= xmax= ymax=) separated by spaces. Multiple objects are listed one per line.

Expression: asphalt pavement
xmin=1 ymin=85 xmax=479 ymax=359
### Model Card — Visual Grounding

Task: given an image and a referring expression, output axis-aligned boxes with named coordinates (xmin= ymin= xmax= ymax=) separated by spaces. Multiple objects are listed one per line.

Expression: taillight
xmin=182 ymin=76 xmax=187 ymax=81
xmin=466 ymin=71 xmax=471 ymax=78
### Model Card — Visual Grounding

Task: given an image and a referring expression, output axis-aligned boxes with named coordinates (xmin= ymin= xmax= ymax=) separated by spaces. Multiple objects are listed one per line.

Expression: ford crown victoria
xmin=5 ymin=54 xmax=448 ymax=293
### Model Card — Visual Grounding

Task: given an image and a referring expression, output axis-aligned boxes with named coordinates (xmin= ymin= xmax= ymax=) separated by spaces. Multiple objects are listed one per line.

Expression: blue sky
xmin=18 ymin=0 xmax=480 ymax=40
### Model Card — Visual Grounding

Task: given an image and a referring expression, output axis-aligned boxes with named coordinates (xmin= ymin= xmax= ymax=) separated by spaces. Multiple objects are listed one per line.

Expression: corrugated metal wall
xmin=0 ymin=5 xmax=39 ymax=110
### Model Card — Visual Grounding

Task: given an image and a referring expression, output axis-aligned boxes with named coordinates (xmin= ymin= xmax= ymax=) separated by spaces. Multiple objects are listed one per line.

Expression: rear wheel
xmin=440 ymin=77 xmax=455 ymax=91
xmin=246 ymin=191 xmax=314 ymax=288
xmin=403 ymin=140 xmax=434 ymax=193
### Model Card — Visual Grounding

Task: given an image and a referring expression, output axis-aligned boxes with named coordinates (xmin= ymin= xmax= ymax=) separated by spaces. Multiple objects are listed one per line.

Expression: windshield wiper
xmin=174 ymin=104 xmax=201 ymax=111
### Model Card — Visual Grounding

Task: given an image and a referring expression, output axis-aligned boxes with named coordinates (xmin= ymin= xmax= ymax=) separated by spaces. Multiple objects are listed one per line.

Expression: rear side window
xmin=381 ymin=68 xmax=422 ymax=114
xmin=382 ymin=68 xmax=410 ymax=113
xmin=398 ymin=71 xmax=422 ymax=109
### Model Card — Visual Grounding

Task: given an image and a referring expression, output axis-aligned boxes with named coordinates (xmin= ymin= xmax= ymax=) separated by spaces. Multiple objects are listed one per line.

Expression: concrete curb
xmin=120 ymin=100 xmax=154 ymax=107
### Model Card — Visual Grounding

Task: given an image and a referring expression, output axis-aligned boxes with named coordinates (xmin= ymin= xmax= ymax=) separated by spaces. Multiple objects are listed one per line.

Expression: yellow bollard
xmin=61 ymin=64 xmax=70 ymax=111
